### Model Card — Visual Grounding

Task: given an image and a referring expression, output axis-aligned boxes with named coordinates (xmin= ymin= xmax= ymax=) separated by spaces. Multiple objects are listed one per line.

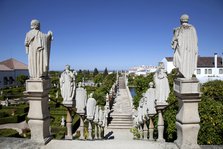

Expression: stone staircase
xmin=118 ymin=77 xmax=126 ymax=89
xmin=107 ymin=114 xmax=133 ymax=129
xmin=106 ymin=76 xmax=133 ymax=139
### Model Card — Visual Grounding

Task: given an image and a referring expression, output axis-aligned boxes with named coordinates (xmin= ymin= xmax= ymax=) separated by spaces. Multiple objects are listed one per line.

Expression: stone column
xmin=79 ymin=115 xmax=85 ymax=140
xmin=65 ymin=108 xmax=73 ymax=140
xmin=25 ymin=79 xmax=51 ymax=144
xmin=101 ymin=126 xmax=105 ymax=139
xmin=88 ymin=120 xmax=93 ymax=140
xmin=98 ymin=126 xmax=102 ymax=139
xmin=143 ymin=121 xmax=148 ymax=140
xmin=94 ymin=124 xmax=98 ymax=139
xmin=174 ymin=78 xmax=201 ymax=149
xmin=140 ymin=124 xmax=143 ymax=139
xmin=148 ymin=116 xmax=154 ymax=141
xmin=155 ymin=102 xmax=167 ymax=142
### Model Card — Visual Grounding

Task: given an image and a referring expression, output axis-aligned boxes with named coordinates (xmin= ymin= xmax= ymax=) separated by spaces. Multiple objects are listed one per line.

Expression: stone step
xmin=107 ymin=125 xmax=132 ymax=129
xmin=109 ymin=118 xmax=132 ymax=122
xmin=108 ymin=123 xmax=133 ymax=127
xmin=110 ymin=114 xmax=132 ymax=117
xmin=109 ymin=120 xmax=133 ymax=124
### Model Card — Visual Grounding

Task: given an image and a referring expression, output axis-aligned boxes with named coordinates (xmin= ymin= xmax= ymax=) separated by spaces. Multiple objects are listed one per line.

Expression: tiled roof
xmin=165 ymin=56 xmax=223 ymax=68
xmin=165 ymin=57 xmax=173 ymax=62
xmin=0 ymin=58 xmax=28 ymax=70
xmin=0 ymin=64 xmax=12 ymax=71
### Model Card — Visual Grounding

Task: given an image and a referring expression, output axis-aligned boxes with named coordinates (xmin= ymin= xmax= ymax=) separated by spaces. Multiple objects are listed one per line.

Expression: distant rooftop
xmin=0 ymin=58 xmax=28 ymax=70
xmin=165 ymin=56 xmax=223 ymax=68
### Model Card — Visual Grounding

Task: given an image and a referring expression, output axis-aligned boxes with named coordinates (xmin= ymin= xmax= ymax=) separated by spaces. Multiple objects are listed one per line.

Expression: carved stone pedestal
xmin=148 ymin=116 xmax=155 ymax=141
xmin=88 ymin=121 xmax=93 ymax=140
xmin=155 ymin=102 xmax=168 ymax=142
xmin=94 ymin=124 xmax=98 ymax=139
xmin=79 ymin=115 xmax=85 ymax=140
xmin=174 ymin=78 xmax=201 ymax=149
xmin=65 ymin=108 xmax=73 ymax=140
xmin=143 ymin=121 xmax=148 ymax=140
xmin=25 ymin=79 xmax=51 ymax=144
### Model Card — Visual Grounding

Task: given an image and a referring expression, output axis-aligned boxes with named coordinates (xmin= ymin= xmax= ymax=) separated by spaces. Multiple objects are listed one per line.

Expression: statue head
xmin=158 ymin=62 xmax=164 ymax=69
xmin=78 ymin=82 xmax=82 ymax=88
xmin=180 ymin=14 xmax=189 ymax=23
xmin=31 ymin=19 xmax=40 ymax=30
xmin=149 ymin=82 xmax=154 ymax=88
xmin=65 ymin=65 xmax=70 ymax=71
xmin=89 ymin=93 xmax=93 ymax=98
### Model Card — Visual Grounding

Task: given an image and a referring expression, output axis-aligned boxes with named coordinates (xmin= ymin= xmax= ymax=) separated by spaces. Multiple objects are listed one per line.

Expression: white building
xmin=0 ymin=58 xmax=28 ymax=88
xmin=128 ymin=65 xmax=157 ymax=76
xmin=161 ymin=53 xmax=223 ymax=83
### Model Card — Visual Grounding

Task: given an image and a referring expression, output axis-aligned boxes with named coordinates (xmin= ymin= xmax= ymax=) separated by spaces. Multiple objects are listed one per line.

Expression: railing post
xmin=140 ymin=124 xmax=143 ymax=139
xmin=98 ymin=126 xmax=102 ymax=139
xmin=143 ymin=121 xmax=148 ymax=140
xmin=174 ymin=78 xmax=201 ymax=149
xmin=155 ymin=102 xmax=167 ymax=142
xmin=65 ymin=108 xmax=73 ymax=140
xmin=94 ymin=124 xmax=98 ymax=139
xmin=79 ymin=115 xmax=85 ymax=140
xmin=148 ymin=117 xmax=154 ymax=141
xmin=88 ymin=120 xmax=93 ymax=140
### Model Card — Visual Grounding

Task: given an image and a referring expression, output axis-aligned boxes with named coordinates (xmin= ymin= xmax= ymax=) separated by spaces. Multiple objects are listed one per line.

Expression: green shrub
xmin=0 ymin=113 xmax=27 ymax=124
xmin=130 ymin=127 xmax=140 ymax=139
xmin=0 ymin=116 xmax=18 ymax=124
xmin=0 ymin=111 xmax=9 ymax=117
xmin=198 ymin=96 xmax=223 ymax=145
xmin=0 ymin=129 xmax=21 ymax=137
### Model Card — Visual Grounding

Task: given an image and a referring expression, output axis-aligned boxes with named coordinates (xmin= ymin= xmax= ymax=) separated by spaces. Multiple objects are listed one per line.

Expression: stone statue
xmin=153 ymin=62 xmax=170 ymax=103
xmin=61 ymin=116 xmax=65 ymax=127
xmin=145 ymin=82 xmax=157 ymax=115
xmin=25 ymin=19 xmax=53 ymax=79
xmin=171 ymin=14 xmax=198 ymax=79
xmin=141 ymin=93 xmax=148 ymax=119
xmin=86 ymin=93 xmax=96 ymax=121
xmin=93 ymin=105 xmax=99 ymax=123
xmin=137 ymin=99 xmax=144 ymax=125
xmin=75 ymin=82 xmax=87 ymax=114
xmin=60 ymin=65 xmax=76 ymax=104
xmin=98 ymin=107 xmax=104 ymax=126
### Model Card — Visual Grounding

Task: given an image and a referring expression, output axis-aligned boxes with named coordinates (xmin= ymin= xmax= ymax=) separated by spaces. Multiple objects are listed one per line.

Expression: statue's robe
xmin=60 ymin=71 xmax=75 ymax=102
xmin=154 ymin=69 xmax=170 ymax=103
xmin=172 ymin=24 xmax=198 ymax=79
xmin=75 ymin=87 xmax=87 ymax=114
xmin=145 ymin=88 xmax=156 ymax=115
xmin=25 ymin=29 xmax=51 ymax=78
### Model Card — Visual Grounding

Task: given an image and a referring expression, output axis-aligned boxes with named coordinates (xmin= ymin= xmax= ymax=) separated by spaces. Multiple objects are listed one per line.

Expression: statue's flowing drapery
xmin=172 ymin=24 xmax=198 ymax=78
xmin=154 ymin=69 xmax=170 ymax=102
xmin=25 ymin=30 xmax=51 ymax=78
xmin=60 ymin=71 xmax=75 ymax=101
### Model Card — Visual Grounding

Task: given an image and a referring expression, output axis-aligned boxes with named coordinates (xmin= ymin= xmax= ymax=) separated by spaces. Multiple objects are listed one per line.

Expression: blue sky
xmin=0 ymin=0 xmax=223 ymax=70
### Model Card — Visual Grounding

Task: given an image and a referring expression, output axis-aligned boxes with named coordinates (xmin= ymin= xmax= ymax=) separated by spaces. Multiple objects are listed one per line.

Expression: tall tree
xmin=16 ymin=74 xmax=28 ymax=86
xmin=103 ymin=67 xmax=108 ymax=77
xmin=93 ymin=68 xmax=99 ymax=76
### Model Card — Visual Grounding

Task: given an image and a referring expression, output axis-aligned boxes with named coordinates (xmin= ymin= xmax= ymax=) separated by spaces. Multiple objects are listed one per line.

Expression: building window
xmin=219 ymin=69 xmax=223 ymax=74
xmin=9 ymin=77 xmax=14 ymax=84
xmin=208 ymin=69 xmax=212 ymax=74
xmin=205 ymin=69 xmax=208 ymax=74
xmin=3 ymin=77 xmax=8 ymax=85
xmin=197 ymin=69 xmax=201 ymax=74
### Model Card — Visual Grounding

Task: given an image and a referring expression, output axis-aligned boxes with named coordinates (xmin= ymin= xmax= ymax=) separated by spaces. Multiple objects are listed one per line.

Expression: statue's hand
xmin=48 ymin=31 xmax=53 ymax=40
